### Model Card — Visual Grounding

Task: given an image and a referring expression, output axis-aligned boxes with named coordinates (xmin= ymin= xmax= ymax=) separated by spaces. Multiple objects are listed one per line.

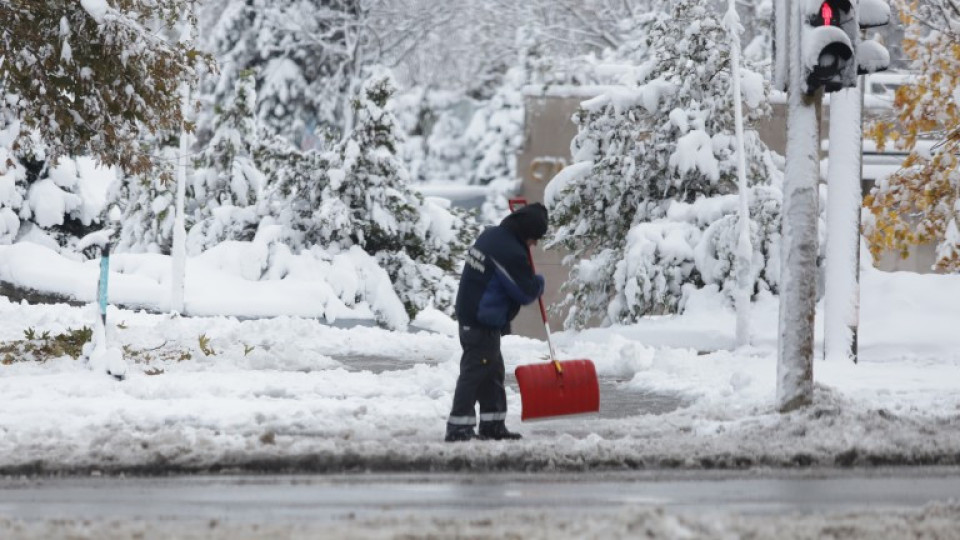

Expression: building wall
xmin=511 ymin=95 xmax=582 ymax=340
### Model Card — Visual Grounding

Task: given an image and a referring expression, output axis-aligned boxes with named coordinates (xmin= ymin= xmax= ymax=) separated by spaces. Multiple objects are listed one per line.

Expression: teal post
xmin=98 ymin=243 xmax=110 ymax=326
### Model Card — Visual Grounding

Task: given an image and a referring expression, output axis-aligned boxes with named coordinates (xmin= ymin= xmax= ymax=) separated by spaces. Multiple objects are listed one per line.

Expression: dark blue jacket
xmin=455 ymin=225 xmax=544 ymax=331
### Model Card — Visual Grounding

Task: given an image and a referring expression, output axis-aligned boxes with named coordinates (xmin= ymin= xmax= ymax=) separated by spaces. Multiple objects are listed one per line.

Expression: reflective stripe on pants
xmin=447 ymin=325 xmax=506 ymax=426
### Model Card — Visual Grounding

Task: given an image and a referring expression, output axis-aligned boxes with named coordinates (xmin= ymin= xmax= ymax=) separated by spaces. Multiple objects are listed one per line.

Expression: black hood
xmin=500 ymin=202 xmax=548 ymax=241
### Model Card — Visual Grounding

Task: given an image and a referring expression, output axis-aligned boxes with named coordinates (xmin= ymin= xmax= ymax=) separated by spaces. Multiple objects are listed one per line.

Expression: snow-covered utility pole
xmin=823 ymin=0 xmax=891 ymax=364
xmin=773 ymin=0 xmax=863 ymax=411
xmin=824 ymin=84 xmax=862 ymax=363
xmin=776 ymin=0 xmax=820 ymax=412
xmin=170 ymin=82 xmax=189 ymax=314
xmin=724 ymin=0 xmax=753 ymax=348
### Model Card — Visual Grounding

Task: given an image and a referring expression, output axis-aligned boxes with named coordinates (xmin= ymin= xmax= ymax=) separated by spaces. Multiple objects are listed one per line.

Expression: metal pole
xmin=726 ymin=0 xmax=753 ymax=348
xmin=170 ymin=83 xmax=189 ymax=314
xmin=853 ymin=71 xmax=865 ymax=363
xmin=98 ymin=243 xmax=111 ymax=327
xmin=777 ymin=0 xmax=819 ymax=412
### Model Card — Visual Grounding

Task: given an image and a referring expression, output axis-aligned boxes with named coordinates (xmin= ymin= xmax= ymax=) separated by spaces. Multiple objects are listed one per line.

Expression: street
xmin=0 ymin=469 xmax=958 ymax=538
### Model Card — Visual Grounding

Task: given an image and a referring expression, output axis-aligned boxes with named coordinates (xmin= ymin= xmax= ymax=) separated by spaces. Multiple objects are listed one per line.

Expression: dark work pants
xmin=447 ymin=325 xmax=507 ymax=428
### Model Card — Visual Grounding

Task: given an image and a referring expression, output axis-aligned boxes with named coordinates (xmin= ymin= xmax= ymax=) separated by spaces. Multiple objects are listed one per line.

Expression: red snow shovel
xmin=509 ymin=199 xmax=600 ymax=421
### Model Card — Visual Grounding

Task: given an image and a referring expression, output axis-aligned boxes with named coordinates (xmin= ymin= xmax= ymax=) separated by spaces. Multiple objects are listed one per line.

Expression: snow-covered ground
xmin=0 ymin=243 xmax=959 ymax=474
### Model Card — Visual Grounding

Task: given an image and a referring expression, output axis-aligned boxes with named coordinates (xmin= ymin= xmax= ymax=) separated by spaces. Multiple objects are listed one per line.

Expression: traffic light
xmin=772 ymin=0 xmax=891 ymax=95
xmin=801 ymin=0 xmax=857 ymax=95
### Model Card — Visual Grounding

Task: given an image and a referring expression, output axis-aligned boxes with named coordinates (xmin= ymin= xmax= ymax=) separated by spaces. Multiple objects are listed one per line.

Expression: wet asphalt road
xmin=0 ymin=470 xmax=958 ymax=523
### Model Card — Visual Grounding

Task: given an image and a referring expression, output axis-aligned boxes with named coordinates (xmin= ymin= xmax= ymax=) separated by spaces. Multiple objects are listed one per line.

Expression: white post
xmin=170 ymin=83 xmax=189 ymax=314
xmin=724 ymin=0 xmax=753 ymax=348
xmin=823 ymin=82 xmax=863 ymax=363
xmin=777 ymin=0 xmax=819 ymax=412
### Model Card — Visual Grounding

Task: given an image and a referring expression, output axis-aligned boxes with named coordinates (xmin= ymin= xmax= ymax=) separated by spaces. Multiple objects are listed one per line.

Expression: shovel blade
xmin=515 ymin=359 xmax=600 ymax=421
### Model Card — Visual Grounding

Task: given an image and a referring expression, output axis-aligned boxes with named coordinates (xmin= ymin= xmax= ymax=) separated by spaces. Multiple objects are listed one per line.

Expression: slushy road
xmin=0 ymin=469 xmax=957 ymax=521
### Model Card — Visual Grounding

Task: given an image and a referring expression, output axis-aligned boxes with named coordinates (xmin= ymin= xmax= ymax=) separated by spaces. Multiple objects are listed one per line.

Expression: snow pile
xmin=83 ymin=311 xmax=128 ymax=381
xmin=0 ymin=241 xmax=411 ymax=329
xmin=79 ymin=0 xmax=110 ymax=23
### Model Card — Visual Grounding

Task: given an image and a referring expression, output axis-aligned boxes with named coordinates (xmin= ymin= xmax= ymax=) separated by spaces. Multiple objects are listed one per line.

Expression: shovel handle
xmin=509 ymin=198 xmax=562 ymax=375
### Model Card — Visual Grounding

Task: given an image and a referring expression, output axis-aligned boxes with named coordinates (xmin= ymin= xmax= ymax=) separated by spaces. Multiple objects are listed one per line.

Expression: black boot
xmin=478 ymin=420 xmax=522 ymax=441
xmin=445 ymin=424 xmax=479 ymax=442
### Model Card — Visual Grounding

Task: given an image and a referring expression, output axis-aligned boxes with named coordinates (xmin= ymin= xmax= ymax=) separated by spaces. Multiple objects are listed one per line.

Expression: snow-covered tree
xmin=109 ymin=138 xmax=179 ymax=254
xmin=460 ymin=67 xmax=525 ymax=186
xmin=199 ymin=0 xmax=366 ymax=145
xmin=0 ymin=0 xmax=208 ymax=251
xmin=391 ymin=87 xmax=476 ymax=184
xmin=0 ymin=0 xmax=209 ymax=175
xmin=548 ymin=0 xmax=781 ymax=328
xmin=739 ymin=0 xmax=774 ymax=64
xmin=269 ymin=69 xmax=478 ymax=317
xmin=0 ymin=116 xmax=25 ymax=245
xmin=0 ymin=142 xmax=110 ymax=254
xmin=254 ymin=135 xmax=333 ymax=252
xmin=374 ymin=0 xmax=657 ymax=93
xmin=188 ymin=73 xmax=265 ymax=254
xmin=335 ymin=70 xmax=478 ymax=315
xmin=864 ymin=0 xmax=960 ymax=270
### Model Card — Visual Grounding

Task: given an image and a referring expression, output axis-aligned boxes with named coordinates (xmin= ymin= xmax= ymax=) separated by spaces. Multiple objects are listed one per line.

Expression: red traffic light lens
xmin=820 ymin=2 xmax=834 ymax=25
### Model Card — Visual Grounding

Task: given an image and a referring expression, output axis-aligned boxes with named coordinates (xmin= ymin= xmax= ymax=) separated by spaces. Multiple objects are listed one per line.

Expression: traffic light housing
xmin=801 ymin=0 xmax=857 ymax=95
xmin=790 ymin=0 xmax=891 ymax=95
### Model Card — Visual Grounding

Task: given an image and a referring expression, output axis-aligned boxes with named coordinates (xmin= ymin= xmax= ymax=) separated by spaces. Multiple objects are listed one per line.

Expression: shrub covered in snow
xmin=549 ymin=0 xmax=782 ymax=328
xmin=0 ymin=140 xmax=113 ymax=256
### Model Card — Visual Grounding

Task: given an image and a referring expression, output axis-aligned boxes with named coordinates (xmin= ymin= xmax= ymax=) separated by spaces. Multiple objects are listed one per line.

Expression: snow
xmin=26 ymin=178 xmax=81 ymax=228
xmin=740 ymin=69 xmax=765 ymax=109
xmin=824 ymin=86 xmax=863 ymax=362
xmin=857 ymin=39 xmax=891 ymax=74
xmin=80 ymin=0 xmax=109 ymax=24
xmin=0 ymin=118 xmax=19 ymax=149
xmin=85 ymin=312 xmax=128 ymax=380
xmin=859 ymin=0 xmax=892 ymax=28
xmin=76 ymin=228 xmax=115 ymax=252
xmin=1 ymin=238 xmax=960 ymax=472
xmin=0 ymin=242 xmax=409 ymax=327
xmin=772 ymin=0 xmax=788 ymax=91
xmin=801 ymin=27 xmax=851 ymax=71
xmin=543 ymin=161 xmax=592 ymax=209
xmin=670 ymin=130 xmax=720 ymax=181
xmin=59 ymin=17 xmax=72 ymax=64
